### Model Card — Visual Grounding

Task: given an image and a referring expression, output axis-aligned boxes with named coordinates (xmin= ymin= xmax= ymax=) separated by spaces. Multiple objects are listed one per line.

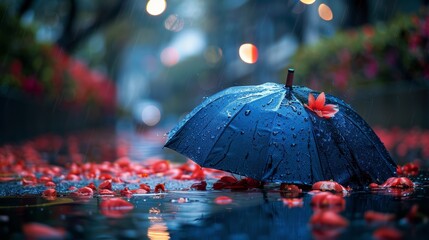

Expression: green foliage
xmin=291 ymin=10 xmax=429 ymax=95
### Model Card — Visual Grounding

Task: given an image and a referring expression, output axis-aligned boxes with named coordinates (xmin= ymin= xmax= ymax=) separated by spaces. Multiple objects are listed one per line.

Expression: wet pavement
xmin=0 ymin=129 xmax=429 ymax=239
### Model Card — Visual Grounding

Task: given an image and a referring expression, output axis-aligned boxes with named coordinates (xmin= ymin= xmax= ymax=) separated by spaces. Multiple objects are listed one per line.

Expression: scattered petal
xmin=373 ymin=227 xmax=402 ymax=240
xmin=23 ymin=222 xmax=65 ymax=239
xmin=214 ymin=196 xmax=233 ymax=205
xmin=100 ymin=198 xmax=134 ymax=218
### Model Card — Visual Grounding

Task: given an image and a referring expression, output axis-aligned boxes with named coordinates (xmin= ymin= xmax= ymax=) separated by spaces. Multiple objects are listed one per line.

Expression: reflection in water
xmin=148 ymin=206 xmax=170 ymax=240
xmin=148 ymin=223 xmax=170 ymax=240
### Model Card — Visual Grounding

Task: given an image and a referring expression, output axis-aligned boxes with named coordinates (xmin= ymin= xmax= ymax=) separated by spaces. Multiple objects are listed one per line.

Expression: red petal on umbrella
xmin=100 ymin=198 xmax=134 ymax=218
xmin=308 ymin=93 xmax=315 ymax=107
xmin=214 ymin=196 xmax=233 ymax=205
xmin=313 ymin=92 xmax=326 ymax=110
xmin=373 ymin=227 xmax=402 ymax=240
xmin=22 ymin=223 xmax=65 ymax=239
xmin=305 ymin=92 xmax=339 ymax=119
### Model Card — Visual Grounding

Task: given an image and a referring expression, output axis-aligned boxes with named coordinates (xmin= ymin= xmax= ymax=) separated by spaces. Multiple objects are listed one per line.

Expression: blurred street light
xmin=239 ymin=43 xmax=258 ymax=64
xmin=146 ymin=0 xmax=167 ymax=16
xmin=318 ymin=3 xmax=333 ymax=21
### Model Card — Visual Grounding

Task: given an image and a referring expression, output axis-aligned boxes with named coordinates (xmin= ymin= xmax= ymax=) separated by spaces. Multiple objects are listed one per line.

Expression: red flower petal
xmin=373 ymin=227 xmax=402 ymax=240
xmin=305 ymin=92 xmax=339 ymax=119
xmin=308 ymin=93 xmax=315 ymax=106
xmin=23 ymin=223 xmax=65 ymax=239
xmin=314 ymin=92 xmax=326 ymax=110
xmin=214 ymin=196 xmax=233 ymax=205
xmin=364 ymin=210 xmax=395 ymax=223
xmin=100 ymin=198 xmax=134 ymax=218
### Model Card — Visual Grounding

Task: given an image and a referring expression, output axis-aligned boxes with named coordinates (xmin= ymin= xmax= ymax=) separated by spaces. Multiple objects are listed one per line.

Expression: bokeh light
xmin=164 ymin=14 xmax=184 ymax=32
xmin=204 ymin=46 xmax=223 ymax=64
xmin=318 ymin=3 xmax=333 ymax=21
xmin=239 ymin=43 xmax=258 ymax=64
xmin=141 ymin=105 xmax=161 ymax=127
xmin=146 ymin=0 xmax=167 ymax=16
xmin=160 ymin=47 xmax=180 ymax=67
xmin=147 ymin=223 xmax=170 ymax=240
xmin=300 ymin=0 xmax=316 ymax=5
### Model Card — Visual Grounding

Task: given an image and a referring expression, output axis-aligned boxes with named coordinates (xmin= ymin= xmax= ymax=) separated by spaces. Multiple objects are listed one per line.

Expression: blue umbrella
xmin=165 ymin=69 xmax=396 ymax=187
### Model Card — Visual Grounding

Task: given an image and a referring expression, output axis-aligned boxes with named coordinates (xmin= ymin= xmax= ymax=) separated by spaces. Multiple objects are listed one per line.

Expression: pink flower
xmin=304 ymin=92 xmax=339 ymax=119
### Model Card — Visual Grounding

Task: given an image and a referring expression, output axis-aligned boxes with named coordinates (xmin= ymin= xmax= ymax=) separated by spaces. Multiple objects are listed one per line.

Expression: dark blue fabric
xmin=165 ymin=83 xmax=397 ymax=186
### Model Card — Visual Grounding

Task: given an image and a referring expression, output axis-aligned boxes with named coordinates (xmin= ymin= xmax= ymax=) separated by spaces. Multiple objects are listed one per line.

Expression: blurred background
xmin=1 ymin=0 xmax=428 ymax=164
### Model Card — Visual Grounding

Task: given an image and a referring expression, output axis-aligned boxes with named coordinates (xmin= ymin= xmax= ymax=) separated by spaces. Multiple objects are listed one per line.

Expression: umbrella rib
xmin=262 ymin=104 xmax=284 ymax=181
xmin=306 ymin=112 xmax=335 ymax=180
xmin=200 ymin=101 xmax=251 ymax=166
xmin=202 ymin=92 xmax=282 ymax=168
xmin=342 ymin=114 xmax=395 ymax=167
xmin=166 ymin=86 xmax=263 ymax=143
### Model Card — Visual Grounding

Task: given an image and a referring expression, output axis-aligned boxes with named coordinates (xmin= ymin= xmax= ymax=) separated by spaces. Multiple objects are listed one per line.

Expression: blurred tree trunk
xmin=18 ymin=0 xmax=33 ymax=17
xmin=344 ymin=0 xmax=369 ymax=28
xmin=56 ymin=0 xmax=127 ymax=52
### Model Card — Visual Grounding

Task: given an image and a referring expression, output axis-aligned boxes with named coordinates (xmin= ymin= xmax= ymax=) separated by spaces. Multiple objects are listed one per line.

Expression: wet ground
xmin=1 ymin=128 xmax=429 ymax=240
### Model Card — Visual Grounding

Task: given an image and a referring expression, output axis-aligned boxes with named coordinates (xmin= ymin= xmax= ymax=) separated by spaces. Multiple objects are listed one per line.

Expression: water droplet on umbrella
xmin=244 ymin=110 xmax=251 ymax=116
xmin=211 ymin=135 xmax=215 ymax=139
xmin=273 ymin=131 xmax=279 ymax=136
xmin=291 ymin=127 xmax=295 ymax=131
xmin=293 ymin=134 xmax=297 ymax=138
xmin=297 ymin=111 xmax=301 ymax=115
xmin=304 ymin=117 xmax=308 ymax=122
xmin=291 ymin=143 xmax=297 ymax=147
xmin=267 ymin=98 xmax=273 ymax=105
xmin=240 ymin=131 xmax=245 ymax=135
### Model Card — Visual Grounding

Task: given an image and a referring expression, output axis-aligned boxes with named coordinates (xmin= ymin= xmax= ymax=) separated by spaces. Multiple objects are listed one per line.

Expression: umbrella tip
xmin=286 ymin=68 xmax=295 ymax=88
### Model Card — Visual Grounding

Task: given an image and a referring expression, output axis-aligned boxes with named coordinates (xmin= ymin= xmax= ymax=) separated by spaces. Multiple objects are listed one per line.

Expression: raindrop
xmin=244 ymin=110 xmax=251 ymax=116
xmin=304 ymin=117 xmax=308 ymax=122
xmin=297 ymin=111 xmax=301 ymax=115
xmin=240 ymin=131 xmax=245 ymax=135
xmin=211 ymin=135 xmax=215 ymax=139
xmin=291 ymin=127 xmax=295 ymax=131
xmin=292 ymin=134 xmax=297 ymax=138
xmin=291 ymin=143 xmax=297 ymax=147
xmin=272 ymin=131 xmax=279 ymax=136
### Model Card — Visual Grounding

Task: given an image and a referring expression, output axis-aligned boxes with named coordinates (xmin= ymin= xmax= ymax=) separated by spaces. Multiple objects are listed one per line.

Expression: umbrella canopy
xmin=165 ymin=69 xmax=396 ymax=187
